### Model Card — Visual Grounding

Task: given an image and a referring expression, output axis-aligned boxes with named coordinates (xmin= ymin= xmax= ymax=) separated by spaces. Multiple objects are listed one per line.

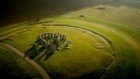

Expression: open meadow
xmin=0 ymin=0 xmax=140 ymax=79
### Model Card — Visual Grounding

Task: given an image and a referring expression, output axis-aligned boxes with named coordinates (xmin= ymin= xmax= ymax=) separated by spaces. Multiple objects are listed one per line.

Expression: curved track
xmin=0 ymin=17 xmax=140 ymax=78
xmin=0 ymin=42 xmax=51 ymax=79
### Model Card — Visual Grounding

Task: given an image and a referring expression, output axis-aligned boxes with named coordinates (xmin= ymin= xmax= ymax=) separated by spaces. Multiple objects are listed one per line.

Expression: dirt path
xmin=0 ymin=42 xmax=51 ymax=79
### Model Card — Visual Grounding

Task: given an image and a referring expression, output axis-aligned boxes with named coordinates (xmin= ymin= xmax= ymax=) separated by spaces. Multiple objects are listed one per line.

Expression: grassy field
xmin=1 ymin=24 xmax=114 ymax=79
xmin=0 ymin=45 xmax=42 ymax=79
xmin=0 ymin=0 xmax=140 ymax=79
xmin=0 ymin=13 xmax=140 ymax=78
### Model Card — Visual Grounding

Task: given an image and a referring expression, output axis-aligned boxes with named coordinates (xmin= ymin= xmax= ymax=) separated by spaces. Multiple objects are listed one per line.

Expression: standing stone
xmin=65 ymin=40 xmax=71 ymax=49
xmin=56 ymin=36 xmax=61 ymax=50
xmin=36 ymin=35 xmax=42 ymax=45
xmin=60 ymin=34 xmax=62 ymax=40
xmin=42 ymin=39 xmax=47 ymax=48
xmin=33 ymin=42 xmax=37 ymax=48
xmin=62 ymin=35 xmax=66 ymax=41
xmin=33 ymin=42 xmax=39 ymax=54
xmin=50 ymin=42 xmax=55 ymax=51
xmin=37 ymin=35 xmax=42 ymax=40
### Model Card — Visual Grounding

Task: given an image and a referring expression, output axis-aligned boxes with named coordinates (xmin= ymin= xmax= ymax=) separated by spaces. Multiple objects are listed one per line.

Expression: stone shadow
xmin=36 ymin=46 xmax=52 ymax=61
xmin=25 ymin=46 xmax=45 ymax=59
xmin=44 ymin=51 xmax=54 ymax=61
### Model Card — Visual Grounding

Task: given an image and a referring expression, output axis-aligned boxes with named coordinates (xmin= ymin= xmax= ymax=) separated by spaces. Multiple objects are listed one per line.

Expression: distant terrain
xmin=0 ymin=0 xmax=140 ymax=28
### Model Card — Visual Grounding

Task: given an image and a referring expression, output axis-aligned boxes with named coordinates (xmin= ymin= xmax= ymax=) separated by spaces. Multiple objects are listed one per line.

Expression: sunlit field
xmin=0 ymin=0 xmax=140 ymax=79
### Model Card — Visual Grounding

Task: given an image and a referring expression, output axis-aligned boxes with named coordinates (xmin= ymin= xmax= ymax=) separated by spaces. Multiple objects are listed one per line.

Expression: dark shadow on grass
xmin=36 ymin=52 xmax=47 ymax=61
xmin=61 ymin=44 xmax=70 ymax=52
xmin=44 ymin=51 xmax=54 ymax=61
xmin=60 ymin=40 xmax=65 ymax=45
xmin=25 ymin=46 xmax=34 ymax=55
xmin=61 ymin=48 xmax=66 ymax=52
xmin=25 ymin=46 xmax=45 ymax=59
xmin=30 ymin=47 xmax=45 ymax=59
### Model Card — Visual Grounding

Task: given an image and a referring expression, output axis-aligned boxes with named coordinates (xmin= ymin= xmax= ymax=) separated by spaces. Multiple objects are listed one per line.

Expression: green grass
xmin=0 ymin=5 xmax=140 ymax=79
xmin=0 ymin=45 xmax=42 ymax=79
xmin=59 ymin=5 xmax=140 ymax=28
xmin=1 ymin=15 xmax=140 ymax=78
xmin=40 ymin=15 xmax=140 ymax=78
xmin=2 ymin=25 xmax=114 ymax=79
xmin=77 ymin=16 xmax=140 ymax=41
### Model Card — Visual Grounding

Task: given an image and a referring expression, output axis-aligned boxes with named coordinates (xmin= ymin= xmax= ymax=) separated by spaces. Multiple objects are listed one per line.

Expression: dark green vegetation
xmin=0 ymin=45 xmax=42 ymax=79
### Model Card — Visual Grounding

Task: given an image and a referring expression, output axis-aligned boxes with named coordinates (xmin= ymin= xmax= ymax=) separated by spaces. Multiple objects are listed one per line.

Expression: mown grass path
xmin=0 ymin=42 xmax=51 ymax=79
